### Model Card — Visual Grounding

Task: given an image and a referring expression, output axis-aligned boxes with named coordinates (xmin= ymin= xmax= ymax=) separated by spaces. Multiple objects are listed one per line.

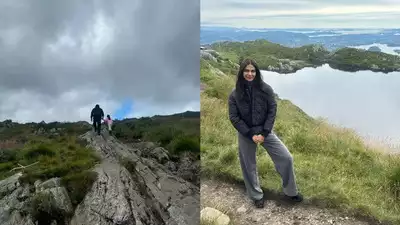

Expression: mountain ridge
xmin=201 ymin=40 xmax=400 ymax=74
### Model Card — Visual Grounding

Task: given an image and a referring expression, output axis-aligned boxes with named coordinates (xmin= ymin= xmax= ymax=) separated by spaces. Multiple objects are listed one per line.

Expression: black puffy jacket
xmin=228 ymin=81 xmax=277 ymax=139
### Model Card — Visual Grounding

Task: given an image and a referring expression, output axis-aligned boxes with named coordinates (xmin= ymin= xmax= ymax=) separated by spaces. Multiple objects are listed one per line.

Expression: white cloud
xmin=0 ymin=0 xmax=200 ymax=123
xmin=201 ymin=0 xmax=400 ymax=28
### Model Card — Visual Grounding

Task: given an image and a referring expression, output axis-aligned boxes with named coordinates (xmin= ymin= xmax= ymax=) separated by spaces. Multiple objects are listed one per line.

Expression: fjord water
xmin=262 ymin=64 xmax=400 ymax=152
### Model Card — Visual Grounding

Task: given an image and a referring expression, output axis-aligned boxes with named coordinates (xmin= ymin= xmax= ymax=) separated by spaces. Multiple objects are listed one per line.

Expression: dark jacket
xmin=228 ymin=81 xmax=277 ymax=139
xmin=91 ymin=106 xmax=104 ymax=121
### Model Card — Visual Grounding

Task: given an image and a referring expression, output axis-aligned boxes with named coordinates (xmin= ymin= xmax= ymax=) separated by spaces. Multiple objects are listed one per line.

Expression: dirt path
xmin=201 ymin=179 xmax=377 ymax=225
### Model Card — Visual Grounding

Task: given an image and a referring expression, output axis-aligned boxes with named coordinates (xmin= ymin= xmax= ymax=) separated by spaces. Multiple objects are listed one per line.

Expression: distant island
xmin=202 ymin=39 xmax=400 ymax=74
xmin=367 ymin=46 xmax=381 ymax=52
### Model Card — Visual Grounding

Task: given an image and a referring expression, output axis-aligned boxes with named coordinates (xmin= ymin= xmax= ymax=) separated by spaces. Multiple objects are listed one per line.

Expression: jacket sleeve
xmin=90 ymin=109 xmax=94 ymax=119
xmin=228 ymin=92 xmax=251 ymax=137
xmin=101 ymin=109 xmax=104 ymax=117
xmin=263 ymin=87 xmax=277 ymax=136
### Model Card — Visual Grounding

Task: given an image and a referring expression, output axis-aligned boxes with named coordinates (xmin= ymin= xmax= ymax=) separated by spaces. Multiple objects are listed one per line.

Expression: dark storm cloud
xmin=0 ymin=0 xmax=200 ymax=122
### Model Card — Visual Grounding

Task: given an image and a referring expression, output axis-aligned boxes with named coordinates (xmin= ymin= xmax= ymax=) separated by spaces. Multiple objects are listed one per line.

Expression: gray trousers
xmin=238 ymin=131 xmax=298 ymax=201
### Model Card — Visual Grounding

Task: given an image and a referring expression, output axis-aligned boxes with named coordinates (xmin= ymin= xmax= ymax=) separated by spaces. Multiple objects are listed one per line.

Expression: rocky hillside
xmin=0 ymin=112 xmax=200 ymax=225
xmin=203 ymin=39 xmax=400 ymax=73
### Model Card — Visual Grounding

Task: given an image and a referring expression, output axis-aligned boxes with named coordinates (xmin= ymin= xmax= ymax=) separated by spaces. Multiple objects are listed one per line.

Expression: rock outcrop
xmin=0 ymin=129 xmax=200 ymax=225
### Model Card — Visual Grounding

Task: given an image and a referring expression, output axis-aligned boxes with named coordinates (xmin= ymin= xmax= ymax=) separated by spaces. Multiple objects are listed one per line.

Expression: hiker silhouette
xmin=90 ymin=104 xmax=104 ymax=135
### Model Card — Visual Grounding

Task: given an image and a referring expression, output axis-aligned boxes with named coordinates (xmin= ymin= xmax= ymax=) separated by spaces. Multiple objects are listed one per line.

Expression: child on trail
xmin=103 ymin=115 xmax=113 ymax=135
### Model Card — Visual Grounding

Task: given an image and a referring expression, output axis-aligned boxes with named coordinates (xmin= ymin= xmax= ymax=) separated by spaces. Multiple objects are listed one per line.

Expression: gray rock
xmin=200 ymin=207 xmax=230 ymax=225
xmin=33 ymin=180 xmax=42 ymax=189
xmin=0 ymin=129 xmax=199 ymax=225
xmin=40 ymin=187 xmax=74 ymax=215
xmin=36 ymin=177 xmax=61 ymax=192
xmin=200 ymin=49 xmax=220 ymax=62
xmin=17 ymin=185 xmax=30 ymax=201
xmin=0 ymin=172 xmax=22 ymax=198
xmin=132 ymin=142 xmax=170 ymax=164
xmin=176 ymin=153 xmax=200 ymax=186
xmin=72 ymin=131 xmax=200 ymax=225
xmin=0 ymin=178 xmax=33 ymax=225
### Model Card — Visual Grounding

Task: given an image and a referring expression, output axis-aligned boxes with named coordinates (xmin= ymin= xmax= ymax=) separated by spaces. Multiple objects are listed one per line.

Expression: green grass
xmin=200 ymin=58 xmax=400 ymax=224
xmin=0 ymin=135 xmax=100 ymax=210
xmin=329 ymin=48 xmax=400 ymax=73
xmin=113 ymin=111 xmax=200 ymax=157
xmin=209 ymin=40 xmax=400 ymax=73
xmin=210 ymin=40 xmax=328 ymax=69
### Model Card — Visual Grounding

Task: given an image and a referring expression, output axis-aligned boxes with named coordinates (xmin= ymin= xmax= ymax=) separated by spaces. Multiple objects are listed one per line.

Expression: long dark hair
xmin=235 ymin=58 xmax=263 ymax=96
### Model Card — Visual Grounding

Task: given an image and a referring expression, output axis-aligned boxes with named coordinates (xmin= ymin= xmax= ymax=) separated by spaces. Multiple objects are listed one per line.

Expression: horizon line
xmin=0 ymin=110 xmax=200 ymax=124
xmin=200 ymin=25 xmax=400 ymax=30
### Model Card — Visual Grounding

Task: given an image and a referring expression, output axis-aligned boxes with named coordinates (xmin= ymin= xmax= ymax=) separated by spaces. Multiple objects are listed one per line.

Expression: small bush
xmin=168 ymin=135 xmax=200 ymax=155
xmin=61 ymin=170 xmax=98 ymax=207
xmin=0 ymin=149 xmax=17 ymax=163
xmin=21 ymin=144 xmax=56 ymax=160
xmin=28 ymin=192 xmax=68 ymax=225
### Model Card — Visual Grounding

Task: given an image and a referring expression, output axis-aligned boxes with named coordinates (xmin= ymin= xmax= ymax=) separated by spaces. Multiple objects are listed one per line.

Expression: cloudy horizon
xmin=201 ymin=0 xmax=400 ymax=28
xmin=0 ymin=0 xmax=200 ymax=123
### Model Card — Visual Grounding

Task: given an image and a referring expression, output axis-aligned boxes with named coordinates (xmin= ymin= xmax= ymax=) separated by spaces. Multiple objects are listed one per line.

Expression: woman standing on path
xmin=228 ymin=58 xmax=303 ymax=208
xmin=103 ymin=114 xmax=113 ymax=135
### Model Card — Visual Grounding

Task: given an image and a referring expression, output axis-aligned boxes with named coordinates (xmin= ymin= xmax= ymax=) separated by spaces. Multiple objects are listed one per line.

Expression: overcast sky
xmin=0 ymin=0 xmax=200 ymax=123
xmin=201 ymin=0 xmax=400 ymax=28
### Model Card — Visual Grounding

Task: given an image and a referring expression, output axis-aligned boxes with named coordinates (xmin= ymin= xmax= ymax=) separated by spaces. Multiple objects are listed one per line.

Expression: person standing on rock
xmin=103 ymin=114 xmax=113 ymax=135
xmin=90 ymin=104 xmax=104 ymax=135
xmin=228 ymin=58 xmax=303 ymax=209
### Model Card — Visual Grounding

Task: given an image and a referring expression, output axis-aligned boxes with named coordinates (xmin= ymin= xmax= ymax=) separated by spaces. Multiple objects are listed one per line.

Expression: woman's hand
xmin=257 ymin=134 xmax=264 ymax=143
xmin=252 ymin=135 xmax=264 ymax=144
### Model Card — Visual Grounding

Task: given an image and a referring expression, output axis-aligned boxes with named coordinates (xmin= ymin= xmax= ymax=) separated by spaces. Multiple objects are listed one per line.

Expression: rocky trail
xmin=201 ymin=179 xmax=383 ymax=225
xmin=0 ymin=129 xmax=200 ymax=225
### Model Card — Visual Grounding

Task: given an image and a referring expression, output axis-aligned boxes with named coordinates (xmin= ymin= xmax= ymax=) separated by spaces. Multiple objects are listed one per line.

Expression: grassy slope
xmin=210 ymin=40 xmax=400 ymax=73
xmin=0 ymin=111 xmax=200 ymax=207
xmin=0 ymin=122 xmax=99 ymax=207
xmin=113 ymin=111 xmax=200 ymax=156
xmin=200 ymin=55 xmax=400 ymax=224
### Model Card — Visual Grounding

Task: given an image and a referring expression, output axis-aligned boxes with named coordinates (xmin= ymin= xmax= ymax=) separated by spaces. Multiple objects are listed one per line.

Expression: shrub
xmin=168 ymin=135 xmax=200 ymax=155
xmin=61 ymin=171 xmax=98 ymax=207
xmin=0 ymin=148 xmax=17 ymax=163
xmin=28 ymin=192 xmax=68 ymax=225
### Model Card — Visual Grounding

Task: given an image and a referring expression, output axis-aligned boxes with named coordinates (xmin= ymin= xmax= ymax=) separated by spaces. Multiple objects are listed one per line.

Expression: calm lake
xmin=262 ymin=64 xmax=400 ymax=153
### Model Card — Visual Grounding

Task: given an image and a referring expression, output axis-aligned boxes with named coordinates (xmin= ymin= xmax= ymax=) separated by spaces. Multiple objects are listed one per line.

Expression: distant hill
xmin=201 ymin=26 xmax=400 ymax=50
xmin=202 ymin=40 xmax=400 ymax=73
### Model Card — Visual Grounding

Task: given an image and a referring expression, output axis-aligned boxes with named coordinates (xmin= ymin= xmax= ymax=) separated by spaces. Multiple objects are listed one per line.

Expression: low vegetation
xmin=208 ymin=40 xmax=400 ymax=73
xmin=200 ymin=56 xmax=400 ymax=224
xmin=329 ymin=47 xmax=400 ymax=72
xmin=0 ymin=110 xmax=200 ymax=216
xmin=113 ymin=111 xmax=200 ymax=157
xmin=0 ymin=134 xmax=100 ymax=207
